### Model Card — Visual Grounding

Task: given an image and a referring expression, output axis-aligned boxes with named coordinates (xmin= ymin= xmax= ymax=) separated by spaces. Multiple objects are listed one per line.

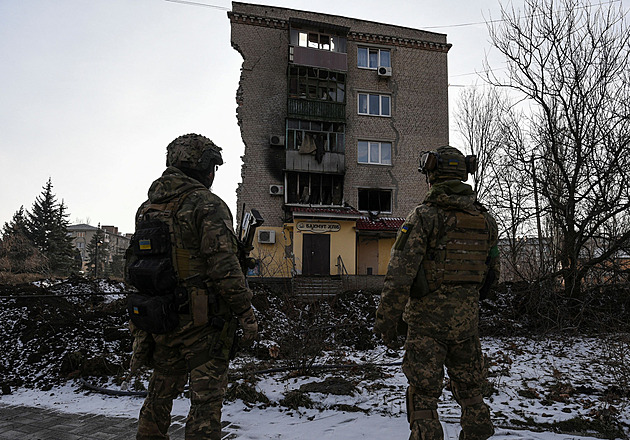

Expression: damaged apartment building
xmin=228 ymin=2 xmax=450 ymax=289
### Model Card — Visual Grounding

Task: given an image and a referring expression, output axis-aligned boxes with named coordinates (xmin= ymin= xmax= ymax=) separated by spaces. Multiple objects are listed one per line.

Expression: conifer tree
xmin=87 ymin=226 xmax=108 ymax=278
xmin=2 ymin=206 xmax=28 ymax=237
xmin=49 ymin=200 xmax=77 ymax=274
xmin=0 ymin=206 xmax=47 ymax=273
xmin=25 ymin=179 xmax=75 ymax=276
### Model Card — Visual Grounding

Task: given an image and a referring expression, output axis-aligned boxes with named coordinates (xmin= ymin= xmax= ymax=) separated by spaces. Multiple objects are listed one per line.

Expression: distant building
xmin=229 ymin=2 xmax=450 ymax=288
xmin=68 ymin=224 xmax=130 ymax=274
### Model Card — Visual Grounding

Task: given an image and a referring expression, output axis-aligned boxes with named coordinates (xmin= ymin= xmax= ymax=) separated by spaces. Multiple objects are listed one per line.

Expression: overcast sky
xmin=0 ymin=0 xmax=521 ymax=234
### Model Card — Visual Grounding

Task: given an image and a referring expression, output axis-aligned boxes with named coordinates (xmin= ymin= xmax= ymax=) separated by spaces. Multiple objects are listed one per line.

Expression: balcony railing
xmin=286 ymin=149 xmax=345 ymax=174
xmin=288 ymin=98 xmax=346 ymax=121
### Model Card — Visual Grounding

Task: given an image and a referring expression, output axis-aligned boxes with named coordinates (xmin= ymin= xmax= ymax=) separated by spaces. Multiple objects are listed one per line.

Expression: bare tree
xmin=454 ymin=86 xmax=546 ymax=281
xmin=454 ymin=85 xmax=504 ymax=202
xmin=485 ymin=0 xmax=630 ymax=298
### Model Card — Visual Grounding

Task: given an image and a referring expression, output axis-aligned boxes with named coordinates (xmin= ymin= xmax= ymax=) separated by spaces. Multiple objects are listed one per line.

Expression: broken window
xmin=291 ymin=29 xmax=347 ymax=53
xmin=288 ymin=66 xmax=346 ymax=103
xmin=286 ymin=119 xmax=345 ymax=153
xmin=358 ymin=189 xmax=392 ymax=213
xmin=286 ymin=172 xmax=344 ymax=206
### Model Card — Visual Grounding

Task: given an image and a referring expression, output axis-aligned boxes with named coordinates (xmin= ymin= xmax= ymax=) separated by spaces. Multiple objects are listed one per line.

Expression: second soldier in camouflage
xmin=375 ymin=146 xmax=499 ymax=440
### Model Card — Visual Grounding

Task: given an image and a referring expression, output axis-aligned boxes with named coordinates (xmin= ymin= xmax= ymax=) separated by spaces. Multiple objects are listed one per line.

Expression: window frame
xmin=292 ymin=30 xmax=347 ymax=53
xmin=357 ymin=188 xmax=393 ymax=213
xmin=357 ymin=92 xmax=391 ymax=117
xmin=357 ymin=140 xmax=392 ymax=165
xmin=288 ymin=66 xmax=346 ymax=103
xmin=285 ymin=171 xmax=344 ymax=206
xmin=286 ymin=119 xmax=346 ymax=154
xmin=357 ymin=47 xmax=391 ymax=69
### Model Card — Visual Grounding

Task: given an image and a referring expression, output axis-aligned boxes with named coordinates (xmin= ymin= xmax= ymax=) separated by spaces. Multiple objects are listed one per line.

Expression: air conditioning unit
xmin=269 ymin=135 xmax=285 ymax=146
xmin=258 ymin=229 xmax=276 ymax=244
xmin=378 ymin=66 xmax=392 ymax=77
xmin=269 ymin=184 xmax=284 ymax=195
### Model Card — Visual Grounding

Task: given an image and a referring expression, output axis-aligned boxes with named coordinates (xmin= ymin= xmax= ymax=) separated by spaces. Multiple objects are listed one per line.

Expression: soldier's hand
xmin=374 ymin=314 xmax=402 ymax=350
xmin=130 ymin=336 xmax=154 ymax=373
xmin=237 ymin=307 xmax=258 ymax=347
xmin=130 ymin=350 xmax=150 ymax=374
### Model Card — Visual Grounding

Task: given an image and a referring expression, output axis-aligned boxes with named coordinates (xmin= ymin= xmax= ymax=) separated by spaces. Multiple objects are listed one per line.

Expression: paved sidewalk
xmin=0 ymin=403 xmax=187 ymax=440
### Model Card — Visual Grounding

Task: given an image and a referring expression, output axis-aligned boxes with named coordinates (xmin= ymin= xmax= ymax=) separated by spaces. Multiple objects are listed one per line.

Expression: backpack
xmin=126 ymin=190 xmax=195 ymax=334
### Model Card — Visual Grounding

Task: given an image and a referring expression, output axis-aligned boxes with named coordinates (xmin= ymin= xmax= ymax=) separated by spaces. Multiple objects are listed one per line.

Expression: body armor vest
xmin=421 ymin=208 xmax=491 ymax=292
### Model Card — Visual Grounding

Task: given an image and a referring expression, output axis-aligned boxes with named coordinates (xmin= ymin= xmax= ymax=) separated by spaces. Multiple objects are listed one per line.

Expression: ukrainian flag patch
xmin=139 ymin=239 xmax=151 ymax=250
xmin=133 ymin=306 xmax=140 ymax=315
xmin=448 ymin=159 xmax=459 ymax=166
xmin=394 ymin=222 xmax=414 ymax=250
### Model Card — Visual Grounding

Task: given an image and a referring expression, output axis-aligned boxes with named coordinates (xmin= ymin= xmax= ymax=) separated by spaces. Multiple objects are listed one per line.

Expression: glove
xmin=237 ymin=307 xmax=258 ymax=347
xmin=374 ymin=313 xmax=403 ymax=350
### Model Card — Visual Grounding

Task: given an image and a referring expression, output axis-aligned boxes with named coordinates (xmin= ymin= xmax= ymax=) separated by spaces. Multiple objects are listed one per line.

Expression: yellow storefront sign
xmin=296 ymin=221 xmax=341 ymax=233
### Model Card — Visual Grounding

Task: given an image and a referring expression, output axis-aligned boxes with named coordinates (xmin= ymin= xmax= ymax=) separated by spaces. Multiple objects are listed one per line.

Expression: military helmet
xmin=419 ymin=145 xmax=476 ymax=183
xmin=166 ymin=133 xmax=223 ymax=172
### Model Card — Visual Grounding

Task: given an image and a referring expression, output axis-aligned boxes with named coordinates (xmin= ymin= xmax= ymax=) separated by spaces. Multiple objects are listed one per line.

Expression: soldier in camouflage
xmin=127 ymin=134 xmax=258 ymax=440
xmin=374 ymin=146 xmax=499 ymax=440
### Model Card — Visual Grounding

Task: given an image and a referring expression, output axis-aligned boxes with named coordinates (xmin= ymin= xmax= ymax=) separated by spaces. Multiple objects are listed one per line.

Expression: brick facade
xmin=230 ymin=2 xmax=450 ymax=226
xmin=229 ymin=2 xmax=450 ymax=278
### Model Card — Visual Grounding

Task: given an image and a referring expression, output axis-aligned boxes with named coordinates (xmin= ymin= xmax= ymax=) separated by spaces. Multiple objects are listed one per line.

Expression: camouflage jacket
xmin=376 ymin=180 xmax=499 ymax=341
xmin=129 ymin=166 xmax=252 ymax=318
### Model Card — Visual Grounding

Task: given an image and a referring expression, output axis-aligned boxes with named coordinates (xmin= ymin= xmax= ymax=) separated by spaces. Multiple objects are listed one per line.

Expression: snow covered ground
xmin=1 ymin=336 xmax=628 ymax=439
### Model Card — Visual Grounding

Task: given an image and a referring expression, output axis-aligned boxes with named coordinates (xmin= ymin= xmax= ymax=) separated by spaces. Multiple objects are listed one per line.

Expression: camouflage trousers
xmin=136 ymin=323 xmax=229 ymax=440
xmin=402 ymin=335 xmax=494 ymax=440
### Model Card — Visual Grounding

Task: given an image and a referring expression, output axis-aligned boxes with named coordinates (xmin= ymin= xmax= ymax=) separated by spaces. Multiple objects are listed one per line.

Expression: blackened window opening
xmin=286 ymin=172 xmax=344 ymax=206
xmin=358 ymin=189 xmax=392 ymax=213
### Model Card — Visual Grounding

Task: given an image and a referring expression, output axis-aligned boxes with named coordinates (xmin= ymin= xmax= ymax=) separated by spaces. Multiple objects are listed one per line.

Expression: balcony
xmin=291 ymin=45 xmax=347 ymax=71
xmin=288 ymin=98 xmax=345 ymax=121
xmin=286 ymin=149 xmax=345 ymax=174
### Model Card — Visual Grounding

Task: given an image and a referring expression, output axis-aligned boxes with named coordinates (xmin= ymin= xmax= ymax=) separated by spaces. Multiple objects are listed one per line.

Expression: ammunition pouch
xmin=128 ymin=292 xmax=179 ymax=334
xmin=127 ymin=218 xmax=177 ymax=296
xmin=189 ymin=285 xmax=209 ymax=326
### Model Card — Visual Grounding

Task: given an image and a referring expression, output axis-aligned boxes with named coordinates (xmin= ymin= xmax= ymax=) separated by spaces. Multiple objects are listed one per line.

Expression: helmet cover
xmin=419 ymin=145 xmax=470 ymax=183
xmin=166 ymin=133 xmax=223 ymax=171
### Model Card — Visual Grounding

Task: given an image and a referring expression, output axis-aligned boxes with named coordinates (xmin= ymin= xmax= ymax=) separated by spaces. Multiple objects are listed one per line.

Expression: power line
xmin=164 ymin=0 xmax=230 ymax=10
xmin=424 ymin=0 xmax=623 ymax=29
xmin=164 ymin=0 xmax=624 ymax=30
